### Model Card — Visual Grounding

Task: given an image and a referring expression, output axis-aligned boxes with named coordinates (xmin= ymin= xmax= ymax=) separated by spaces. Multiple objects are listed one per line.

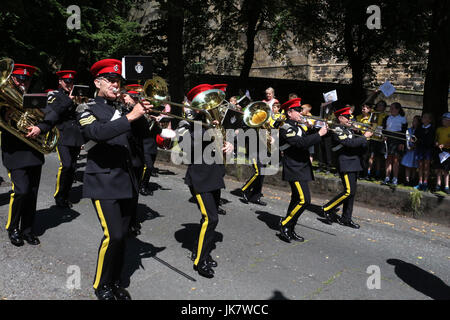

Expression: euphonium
xmin=0 ymin=58 xmax=59 ymax=154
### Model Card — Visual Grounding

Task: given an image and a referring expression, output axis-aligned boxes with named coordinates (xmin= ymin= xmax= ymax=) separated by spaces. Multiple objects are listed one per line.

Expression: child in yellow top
xmin=434 ymin=113 xmax=450 ymax=194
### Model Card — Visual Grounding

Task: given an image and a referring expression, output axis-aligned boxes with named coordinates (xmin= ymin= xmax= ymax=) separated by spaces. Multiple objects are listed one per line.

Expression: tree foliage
xmin=1 ymin=0 xmax=145 ymax=90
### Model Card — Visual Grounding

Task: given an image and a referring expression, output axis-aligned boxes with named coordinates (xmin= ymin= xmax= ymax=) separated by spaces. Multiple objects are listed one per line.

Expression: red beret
xmin=334 ymin=106 xmax=351 ymax=117
xmin=186 ymin=84 xmax=213 ymax=102
xmin=12 ymin=63 xmax=37 ymax=77
xmin=281 ymin=98 xmax=302 ymax=112
xmin=90 ymin=59 xmax=122 ymax=77
xmin=212 ymin=84 xmax=228 ymax=91
xmin=56 ymin=70 xmax=77 ymax=79
xmin=124 ymin=84 xmax=142 ymax=95
xmin=187 ymin=83 xmax=228 ymax=102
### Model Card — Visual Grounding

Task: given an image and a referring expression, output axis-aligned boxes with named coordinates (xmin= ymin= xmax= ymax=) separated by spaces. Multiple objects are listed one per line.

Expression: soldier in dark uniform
xmin=77 ymin=59 xmax=150 ymax=300
xmin=120 ymin=84 xmax=150 ymax=236
xmin=2 ymin=63 xmax=59 ymax=246
xmin=320 ymin=106 xmax=373 ymax=229
xmin=238 ymin=122 xmax=267 ymax=206
xmin=49 ymin=70 xmax=85 ymax=208
xmin=178 ymin=84 xmax=233 ymax=279
xmin=278 ymin=98 xmax=328 ymax=242
xmin=139 ymin=116 xmax=161 ymax=196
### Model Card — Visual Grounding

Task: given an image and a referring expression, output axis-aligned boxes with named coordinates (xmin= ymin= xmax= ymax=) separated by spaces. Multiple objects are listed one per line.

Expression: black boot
xmin=241 ymin=189 xmax=249 ymax=203
xmin=23 ymin=233 xmax=40 ymax=245
xmin=139 ymin=170 xmax=153 ymax=196
xmin=338 ymin=217 xmax=360 ymax=229
xmin=95 ymin=284 xmax=116 ymax=300
xmin=206 ymin=255 xmax=218 ymax=268
xmin=55 ymin=196 xmax=73 ymax=209
xmin=112 ymin=282 xmax=132 ymax=300
xmin=278 ymin=218 xmax=291 ymax=243
xmin=288 ymin=226 xmax=304 ymax=242
xmin=194 ymin=260 xmax=215 ymax=278
xmin=8 ymin=228 xmax=24 ymax=247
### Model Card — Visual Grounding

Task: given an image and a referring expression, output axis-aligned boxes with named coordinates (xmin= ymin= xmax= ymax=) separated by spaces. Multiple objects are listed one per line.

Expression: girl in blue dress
xmin=401 ymin=115 xmax=421 ymax=186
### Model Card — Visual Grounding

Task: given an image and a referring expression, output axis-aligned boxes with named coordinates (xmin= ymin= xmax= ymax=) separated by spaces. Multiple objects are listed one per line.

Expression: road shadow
xmin=307 ymin=204 xmax=341 ymax=226
xmin=148 ymin=182 xmax=171 ymax=192
xmin=155 ymin=168 xmax=176 ymax=176
xmin=230 ymin=188 xmax=243 ymax=197
xmin=255 ymin=210 xmax=280 ymax=231
xmin=0 ymin=191 xmax=12 ymax=206
xmin=174 ymin=223 xmax=223 ymax=259
xmin=268 ymin=290 xmax=290 ymax=300
xmin=121 ymin=237 xmax=166 ymax=288
xmin=136 ymin=203 xmax=162 ymax=224
xmin=33 ymin=206 xmax=80 ymax=237
xmin=387 ymin=258 xmax=450 ymax=300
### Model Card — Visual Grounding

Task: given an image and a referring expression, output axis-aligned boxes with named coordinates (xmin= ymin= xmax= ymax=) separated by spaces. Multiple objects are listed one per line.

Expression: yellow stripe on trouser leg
xmin=5 ymin=172 xmax=14 ymax=230
xmin=141 ymin=165 xmax=147 ymax=181
xmin=241 ymin=159 xmax=259 ymax=191
xmin=281 ymin=181 xmax=305 ymax=226
xmin=93 ymin=200 xmax=110 ymax=289
xmin=53 ymin=146 xmax=63 ymax=198
xmin=194 ymin=194 xmax=209 ymax=266
xmin=324 ymin=174 xmax=351 ymax=212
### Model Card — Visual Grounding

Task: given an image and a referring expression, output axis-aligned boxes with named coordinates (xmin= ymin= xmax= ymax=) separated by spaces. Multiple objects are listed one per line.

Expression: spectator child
xmin=414 ymin=113 xmax=435 ymax=191
xmin=434 ymin=112 xmax=450 ymax=194
xmin=382 ymin=102 xmax=407 ymax=186
xmin=401 ymin=115 xmax=421 ymax=186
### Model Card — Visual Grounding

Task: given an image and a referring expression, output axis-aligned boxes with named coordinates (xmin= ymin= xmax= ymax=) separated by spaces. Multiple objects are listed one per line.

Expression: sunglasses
xmin=14 ymin=75 xmax=31 ymax=82
xmin=62 ymin=78 xmax=74 ymax=84
xmin=100 ymin=76 xmax=122 ymax=84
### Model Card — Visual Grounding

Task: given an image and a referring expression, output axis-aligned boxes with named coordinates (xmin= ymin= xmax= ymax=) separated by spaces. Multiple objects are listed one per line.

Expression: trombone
xmin=348 ymin=120 xmax=417 ymax=143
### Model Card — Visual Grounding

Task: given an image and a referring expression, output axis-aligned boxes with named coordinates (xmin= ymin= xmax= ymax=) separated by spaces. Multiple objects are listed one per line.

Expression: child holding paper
xmin=434 ymin=113 xmax=450 ymax=194
xmin=401 ymin=115 xmax=421 ymax=186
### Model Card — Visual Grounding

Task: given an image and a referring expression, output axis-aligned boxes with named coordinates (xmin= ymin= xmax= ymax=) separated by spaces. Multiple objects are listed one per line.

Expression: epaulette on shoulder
xmin=280 ymin=123 xmax=293 ymax=131
xmin=76 ymin=100 xmax=95 ymax=113
xmin=47 ymin=90 xmax=59 ymax=103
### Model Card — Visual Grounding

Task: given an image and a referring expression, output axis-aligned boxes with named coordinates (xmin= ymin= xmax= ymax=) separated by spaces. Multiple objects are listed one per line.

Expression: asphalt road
xmin=0 ymin=151 xmax=449 ymax=301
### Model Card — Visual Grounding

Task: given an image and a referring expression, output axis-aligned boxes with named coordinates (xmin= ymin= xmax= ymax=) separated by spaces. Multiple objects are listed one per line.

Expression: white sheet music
xmin=379 ymin=81 xmax=396 ymax=97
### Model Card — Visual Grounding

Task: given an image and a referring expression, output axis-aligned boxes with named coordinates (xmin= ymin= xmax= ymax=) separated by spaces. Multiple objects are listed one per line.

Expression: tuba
xmin=242 ymin=101 xmax=274 ymax=154
xmin=0 ymin=58 xmax=59 ymax=154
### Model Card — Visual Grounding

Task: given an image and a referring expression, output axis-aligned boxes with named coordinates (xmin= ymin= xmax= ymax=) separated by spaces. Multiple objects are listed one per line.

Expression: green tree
xmin=1 ymin=0 xmax=145 ymax=90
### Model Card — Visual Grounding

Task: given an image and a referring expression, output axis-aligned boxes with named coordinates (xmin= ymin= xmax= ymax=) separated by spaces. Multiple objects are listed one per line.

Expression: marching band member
xmin=355 ymin=102 xmax=373 ymax=179
xmin=139 ymin=105 xmax=163 ymax=196
xmin=278 ymin=98 xmax=327 ymax=242
xmin=2 ymin=63 xmax=58 ymax=246
xmin=120 ymin=84 xmax=150 ymax=236
xmin=178 ymin=84 xmax=233 ymax=278
xmin=77 ymin=59 xmax=150 ymax=300
xmin=320 ymin=106 xmax=373 ymax=229
xmin=49 ymin=70 xmax=85 ymax=208
xmin=239 ymin=120 xmax=268 ymax=206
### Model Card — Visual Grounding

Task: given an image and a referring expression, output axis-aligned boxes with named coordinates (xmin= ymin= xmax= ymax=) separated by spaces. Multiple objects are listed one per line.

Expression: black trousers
xmin=6 ymin=166 xmax=42 ymax=235
xmin=54 ymin=145 xmax=81 ymax=201
xmin=241 ymin=158 xmax=264 ymax=202
xmin=323 ymin=172 xmax=357 ymax=222
xmin=280 ymin=181 xmax=311 ymax=228
xmin=319 ymin=135 xmax=333 ymax=168
xmin=192 ymin=189 xmax=220 ymax=266
xmin=91 ymin=198 xmax=133 ymax=289
xmin=130 ymin=166 xmax=144 ymax=226
xmin=141 ymin=153 xmax=157 ymax=185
